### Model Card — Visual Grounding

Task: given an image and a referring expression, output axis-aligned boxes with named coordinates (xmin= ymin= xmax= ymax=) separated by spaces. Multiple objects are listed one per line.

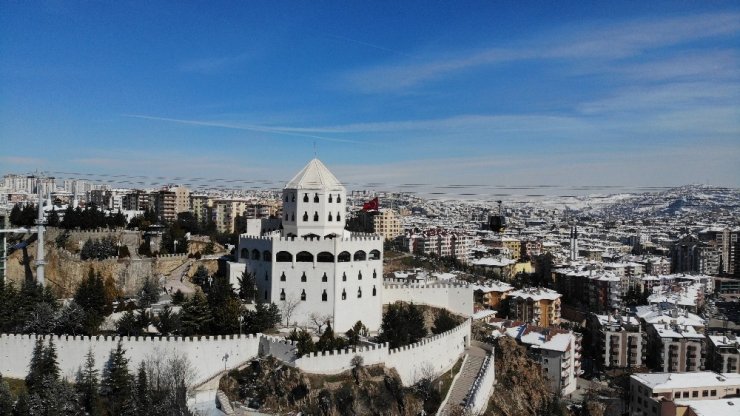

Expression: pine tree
xmin=0 ymin=373 xmax=13 ymax=416
xmin=25 ymin=338 xmax=44 ymax=393
xmin=155 ymin=304 xmax=181 ymax=335
xmin=431 ymin=309 xmax=458 ymax=334
xmin=180 ymin=291 xmax=212 ymax=336
xmin=41 ymin=338 xmax=60 ymax=382
xmin=75 ymin=349 xmax=101 ymax=416
xmin=100 ymin=340 xmax=134 ymax=415
xmin=116 ymin=310 xmax=139 ymax=336
xmin=135 ymin=361 xmax=150 ymax=414
xmin=138 ymin=277 xmax=160 ymax=309
xmin=11 ymin=392 xmax=30 ymax=416
xmin=237 ymin=270 xmax=257 ymax=302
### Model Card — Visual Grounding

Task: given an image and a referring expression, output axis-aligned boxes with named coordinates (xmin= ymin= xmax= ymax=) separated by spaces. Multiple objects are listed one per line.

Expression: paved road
xmin=162 ymin=259 xmax=197 ymax=296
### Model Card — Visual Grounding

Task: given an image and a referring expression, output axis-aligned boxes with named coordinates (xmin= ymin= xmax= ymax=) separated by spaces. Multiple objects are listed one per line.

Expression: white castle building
xmin=231 ymin=159 xmax=384 ymax=332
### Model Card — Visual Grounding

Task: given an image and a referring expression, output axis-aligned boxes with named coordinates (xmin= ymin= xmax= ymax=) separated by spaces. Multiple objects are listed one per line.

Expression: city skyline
xmin=1 ymin=2 xmax=739 ymax=191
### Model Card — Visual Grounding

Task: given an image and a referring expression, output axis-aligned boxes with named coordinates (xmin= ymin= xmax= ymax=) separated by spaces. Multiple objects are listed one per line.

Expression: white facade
xmin=236 ymin=159 xmax=384 ymax=332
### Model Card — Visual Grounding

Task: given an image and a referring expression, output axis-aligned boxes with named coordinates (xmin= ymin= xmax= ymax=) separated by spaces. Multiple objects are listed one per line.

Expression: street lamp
xmin=173 ymin=240 xmax=178 ymax=254
xmin=238 ymin=315 xmax=244 ymax=336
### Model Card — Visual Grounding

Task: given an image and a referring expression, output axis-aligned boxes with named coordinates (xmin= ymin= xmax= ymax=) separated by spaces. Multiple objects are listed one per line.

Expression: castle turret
xmin=281 ymin=158 xmax=347 ymax=238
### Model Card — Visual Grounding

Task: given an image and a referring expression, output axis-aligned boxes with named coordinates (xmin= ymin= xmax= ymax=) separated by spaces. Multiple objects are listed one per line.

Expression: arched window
xmin=280 ymin=289 xmax=286 ymax=301
xmin=301 ymin=289 xmax=306 ymax=301
xmin=301 ymin=272 xmax=306 ymax=282
xmin=317 ymin=252 xmax=334 ymax=262
xmin=263 ymin=250 xmax=271 ymax=261
xmin=276 ymin=251 xmax=292 ymax=262
xmin=314 ymin=193 xmax=319 ymax=203
xmin=342 ymin=272 xmax=347 ymax=281
xmin=353 ymin=250 xmax=366 ymax=261
xmin=302 ymin=212 xmax=308 ymax=221
xmin=342 ymin=289 xmax=346 ymax=300
xmin=280 ymin=272 xmax=286 ymax=282
xmin=303 ymin=193 xmax=309 ymax=202
xmin=373 ymin=269 xmax=377 ymax=279
xmin=322 ymin=272 xmax=328 ymax=282
xmin=328 ymin=194 xmax=333 ymax=203
xmin=372 ymin=286 xmax=377 ymax=296
xmin=313 ymin=211 xmax=319 ymax=221
xmin=284 ymin=213 xmax=288 ymax=220
xmin=264 ymin=290 xmax=268 ymax=300
xmin=337 ymin=194 xmax=341 ymax=203
xmin=291 ymin=194 xmax=295 ymax=202
xmin=358 ymin=271 xmax=362 ymax=280
xmin=328 ymin=213 xmax=332 ymax=221
xmin=337 ymin=251 xmax=351 ymax=262
xmin=337 ymin=212 xmax=341 ymax=221
xmin=240 ymin=248 xmax=249 ymax=259
xmin=251 ymin=249 xmax=260 ymax=260
xmin=369 ymin=249 xmax=381 ymax=260
xmin=324 ymin=233 xmax=337 ymax=239
xmin=265 ymin=271 xmax=269 ymax=281
xmin=322 ymin=290 xmax=327 ymax=301
xmin=291 ymin=213 xmax=295 ymax=221
xmin=357 ymin=287 xmax=362 ymax=298
xmin=285 ymin=195 xmax=288 ymax=202
xmin=296 ymin=251 xmax=313 ymax=262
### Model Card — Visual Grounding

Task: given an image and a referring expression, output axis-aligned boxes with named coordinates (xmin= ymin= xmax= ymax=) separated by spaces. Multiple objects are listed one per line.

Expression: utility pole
xmin=35 ymin=186 xmax=47 ymax=287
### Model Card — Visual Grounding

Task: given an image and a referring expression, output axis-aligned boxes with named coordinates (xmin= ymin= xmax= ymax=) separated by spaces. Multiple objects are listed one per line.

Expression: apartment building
xmin=372 ymin=209 xmax=402 ymax=241
xmin=707 ymin=334 xmax=740 ymax=374
xmin=638 ymin=306 xmax=707 ymax=373
xmin=122 ymin=190 xmax=150 ymax=212
xmin=189 ymin=194 xmax=213 ymax=223
xmin=630 ymin=371 xmax=740 ymax=416
xmin=473 ymin=280 xmax=514 ymax=310
xmin=492 ymin=321 xmax=581 ymax=396
xmin=152 ymin=189 xmax=177 ymax=222
xmin=170 ymin=186 xmax=190 ymax=214
xmin=403 ymin=228 xmax=472 ymax=263
xmin=507 ymin=287 xmax=561 ymax=327
xmin=588 ymin=313 xmax=646 ymax=369
xmin=213 ymin=199 xmax=249 ymax=233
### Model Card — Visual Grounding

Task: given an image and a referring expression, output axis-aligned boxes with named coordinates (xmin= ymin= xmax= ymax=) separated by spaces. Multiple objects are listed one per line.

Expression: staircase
xmin=439 ymin=345 xmax=488 ymax=415
xmin=216 ymin=390 xmax=235 ymax=415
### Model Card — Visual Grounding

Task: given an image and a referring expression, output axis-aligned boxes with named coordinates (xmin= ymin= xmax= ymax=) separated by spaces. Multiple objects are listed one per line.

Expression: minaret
xmin=35 ymin=190 xmax=46 ymax=286
xmin=570 ymin=224 xmax=578 ymax=261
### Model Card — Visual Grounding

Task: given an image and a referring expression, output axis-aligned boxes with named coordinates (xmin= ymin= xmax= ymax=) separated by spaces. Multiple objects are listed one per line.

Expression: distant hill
xmin=560 ymin=185 xmax=740 ymax=219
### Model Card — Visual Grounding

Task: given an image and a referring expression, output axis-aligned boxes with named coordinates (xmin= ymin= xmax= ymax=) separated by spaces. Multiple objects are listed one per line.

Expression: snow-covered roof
xmin=471 ymin=281 xmax=514 ymax=293
xmin=632 ymin=372 xmax=740 ymax=391
xmin=284 ymin=158 xmax=344 ymax=190
xmin=509 ymin=287 xmax=561 ymax=301
xmin=676 ymin=398 xmax=740 ymax=416
xmin=538 ymin=333 xmax=573 ymax=352
xmin=472 ymin=309 xmax=497 ymax=320
xmin=471 ymin=257 xmax=516 ymax=267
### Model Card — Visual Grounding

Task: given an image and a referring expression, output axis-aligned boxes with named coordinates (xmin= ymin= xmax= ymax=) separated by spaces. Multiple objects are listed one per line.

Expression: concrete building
xmin=492 ymin=321 xmax=581 ymax=395
xmin=588 ymin=313 xmax=646 ymax=369
xmin=403 ymin=229 xmax=472 ymax=263
xmin=372 ymin=209 xmax=402 ymax=241
xmin=189 ymin=194 xmax=213 ymax=223
xmin=638 ymin=306 xmax=706 ymax=373
xmin=213 ymin=199 xmax=249 ymax=233
xmin=707 ymin=334 xmax=740 ymax=374
xmin=122 ymin=190 xmax=150 ymax=212
xmin=171 ymin=186 xmax=190 ymax=214
xmin=473 ymin=281 xmax=514 ymax=310
xmin=629 ymin=371 xmax=740 ymax=416
xmin=152 ymin=189 xmax=177 ymax=222
xmin=507 ymin=287 xmax=561 ymax=327
xmin=233 ymin=159 xmax=384 ymax=332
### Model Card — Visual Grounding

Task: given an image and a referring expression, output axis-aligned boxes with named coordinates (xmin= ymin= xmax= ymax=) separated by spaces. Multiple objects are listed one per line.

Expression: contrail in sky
xmin=122 ymin=114 xmax=366 ymax=144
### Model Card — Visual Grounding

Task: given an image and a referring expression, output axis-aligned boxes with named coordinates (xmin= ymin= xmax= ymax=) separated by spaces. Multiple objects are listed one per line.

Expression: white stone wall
xmin=292 ymin=319 xmax=471 ymax=385
xmin=0 ymin=334 xmax=260 ymax=386
xmin=382 ymin=284 xmax=474 ymax=317
xmin=237 ymin=234 xmax=383 ymax=332
xmin=466 ymin=354 xmax=495 ymax=414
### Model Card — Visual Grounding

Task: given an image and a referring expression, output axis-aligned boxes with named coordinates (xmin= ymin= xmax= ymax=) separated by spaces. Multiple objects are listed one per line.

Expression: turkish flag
xmin=362 ymin=197 xmax=379 ymax=211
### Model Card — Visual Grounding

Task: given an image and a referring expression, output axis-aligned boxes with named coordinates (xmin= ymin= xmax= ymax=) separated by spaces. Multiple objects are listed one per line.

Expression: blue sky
xmin=1 ymin=1 xmax=739 ymax=195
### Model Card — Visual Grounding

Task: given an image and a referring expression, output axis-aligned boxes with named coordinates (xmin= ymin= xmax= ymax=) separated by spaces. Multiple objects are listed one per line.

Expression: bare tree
xmin=308 ymin=313 xmax=333 ymax=333
xmin=280 ymin=296 xmax=301 ymax=327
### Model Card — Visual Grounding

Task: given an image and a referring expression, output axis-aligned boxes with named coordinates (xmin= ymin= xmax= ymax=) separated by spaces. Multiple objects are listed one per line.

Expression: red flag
xmin=362 ymin=197 xmax=379 ymax=211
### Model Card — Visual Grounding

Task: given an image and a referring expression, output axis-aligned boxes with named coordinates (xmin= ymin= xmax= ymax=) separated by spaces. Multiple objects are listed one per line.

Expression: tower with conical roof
xmin=233 ymin=159 xmax=383 ymax=332
xmin=281 ymin=158 xmax=347 ymax=238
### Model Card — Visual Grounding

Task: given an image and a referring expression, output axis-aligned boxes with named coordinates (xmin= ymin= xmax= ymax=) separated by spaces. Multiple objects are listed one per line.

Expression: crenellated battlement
xmin=383 ymin=283 xmax=470 ymax=290
xmin=239 ymin=234 xmax=383 ymax=243
xmin=156 ymin=253 xmax=189 ymax=259
xmin=0 ymin=333 xmax=259 ymax=343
